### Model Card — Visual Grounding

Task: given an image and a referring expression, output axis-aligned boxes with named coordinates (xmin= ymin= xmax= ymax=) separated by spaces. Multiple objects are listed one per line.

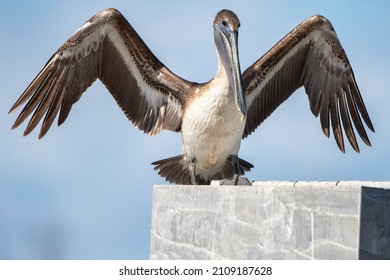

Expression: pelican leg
xmin=189 ymin=157 xmax=197 ymax=185
xmin=222 ymin=155 xmax=252 ymax=186
xmin=232 ymin=154 xmax=240 ymax=185
xmin=233 ymin=155 xmax=252 ymax=185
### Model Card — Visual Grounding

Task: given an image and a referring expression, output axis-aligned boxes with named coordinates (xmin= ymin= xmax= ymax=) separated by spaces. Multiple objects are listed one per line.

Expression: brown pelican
xmin=9 ymin=8 xmax=374 ymax=185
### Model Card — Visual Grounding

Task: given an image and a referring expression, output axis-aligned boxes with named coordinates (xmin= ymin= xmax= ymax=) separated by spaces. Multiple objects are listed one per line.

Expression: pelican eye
xmin=221 ymin=20 xmax=227 ymax=26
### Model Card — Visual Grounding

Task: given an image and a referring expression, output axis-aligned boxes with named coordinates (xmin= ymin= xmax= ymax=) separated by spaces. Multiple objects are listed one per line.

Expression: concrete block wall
xmin=150 ymin=181 xmax=390 ymax=260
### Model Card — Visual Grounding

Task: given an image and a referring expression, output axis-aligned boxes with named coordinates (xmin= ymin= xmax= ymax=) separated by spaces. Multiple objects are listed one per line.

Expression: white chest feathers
xmin=181 ymin=82 xmax=246 ymax=174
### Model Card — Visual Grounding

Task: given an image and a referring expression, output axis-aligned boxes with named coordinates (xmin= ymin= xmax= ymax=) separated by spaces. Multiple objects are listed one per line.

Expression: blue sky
xmin=1 ymin=0 xmax=389 ymax=259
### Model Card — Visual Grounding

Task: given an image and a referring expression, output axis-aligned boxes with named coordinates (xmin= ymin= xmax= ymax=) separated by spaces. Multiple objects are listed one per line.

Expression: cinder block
xmin=150 ymin=181 xmax=390 ymax=260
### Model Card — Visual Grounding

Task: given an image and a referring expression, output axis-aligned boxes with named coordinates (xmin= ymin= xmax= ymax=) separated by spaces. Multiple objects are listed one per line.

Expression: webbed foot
xmin=221 ymin=176 xmax=252 ymax=186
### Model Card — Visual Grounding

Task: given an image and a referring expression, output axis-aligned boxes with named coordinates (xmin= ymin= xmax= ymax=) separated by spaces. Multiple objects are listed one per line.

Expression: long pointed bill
xmin=228 ymin=31 xmax=247 ymax=121
xmin=216 ymin=28 xmax=247 ymax=121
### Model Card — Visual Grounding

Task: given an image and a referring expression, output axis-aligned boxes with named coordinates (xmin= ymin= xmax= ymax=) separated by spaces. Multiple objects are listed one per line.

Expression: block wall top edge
xmin=153 ymin=181 xmax=390 ymax=190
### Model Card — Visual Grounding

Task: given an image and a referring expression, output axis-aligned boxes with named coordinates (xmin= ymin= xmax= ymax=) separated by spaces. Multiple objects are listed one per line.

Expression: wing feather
xmin=10 ymin=8 xmax=193 ymax=138
xmin=243 ymin=15 xmax=374 ymax=152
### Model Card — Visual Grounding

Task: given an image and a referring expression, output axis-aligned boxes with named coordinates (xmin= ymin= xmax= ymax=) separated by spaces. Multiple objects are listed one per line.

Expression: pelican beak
xmin=214 ymin=24 xmax=247 ymax=121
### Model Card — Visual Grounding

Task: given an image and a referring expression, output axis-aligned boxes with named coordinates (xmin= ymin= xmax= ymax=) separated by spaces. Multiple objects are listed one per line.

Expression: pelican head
xmin=213 ymin=9 xmax=247 ymax=120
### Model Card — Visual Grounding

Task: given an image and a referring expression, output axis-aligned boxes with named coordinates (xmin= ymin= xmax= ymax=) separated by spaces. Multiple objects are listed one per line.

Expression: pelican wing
xmin=10 ymin=8 xmax=192 ymax=138
xmin=243 ymin=15 xmax=374 ymax=152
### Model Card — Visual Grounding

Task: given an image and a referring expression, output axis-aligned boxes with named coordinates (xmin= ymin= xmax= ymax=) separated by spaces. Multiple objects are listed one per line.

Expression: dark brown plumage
xmin=9 ymin=9 xmax=374 ymax=184
xmin=243 ymin=15 xmax=374 ymax=152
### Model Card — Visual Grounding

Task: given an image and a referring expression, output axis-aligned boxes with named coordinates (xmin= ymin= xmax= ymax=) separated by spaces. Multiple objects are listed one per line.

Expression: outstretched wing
xmin=10 ymin=8 xmax=193 ymax=138
xmin=243 ymin=15 xmax=374 ymax=152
